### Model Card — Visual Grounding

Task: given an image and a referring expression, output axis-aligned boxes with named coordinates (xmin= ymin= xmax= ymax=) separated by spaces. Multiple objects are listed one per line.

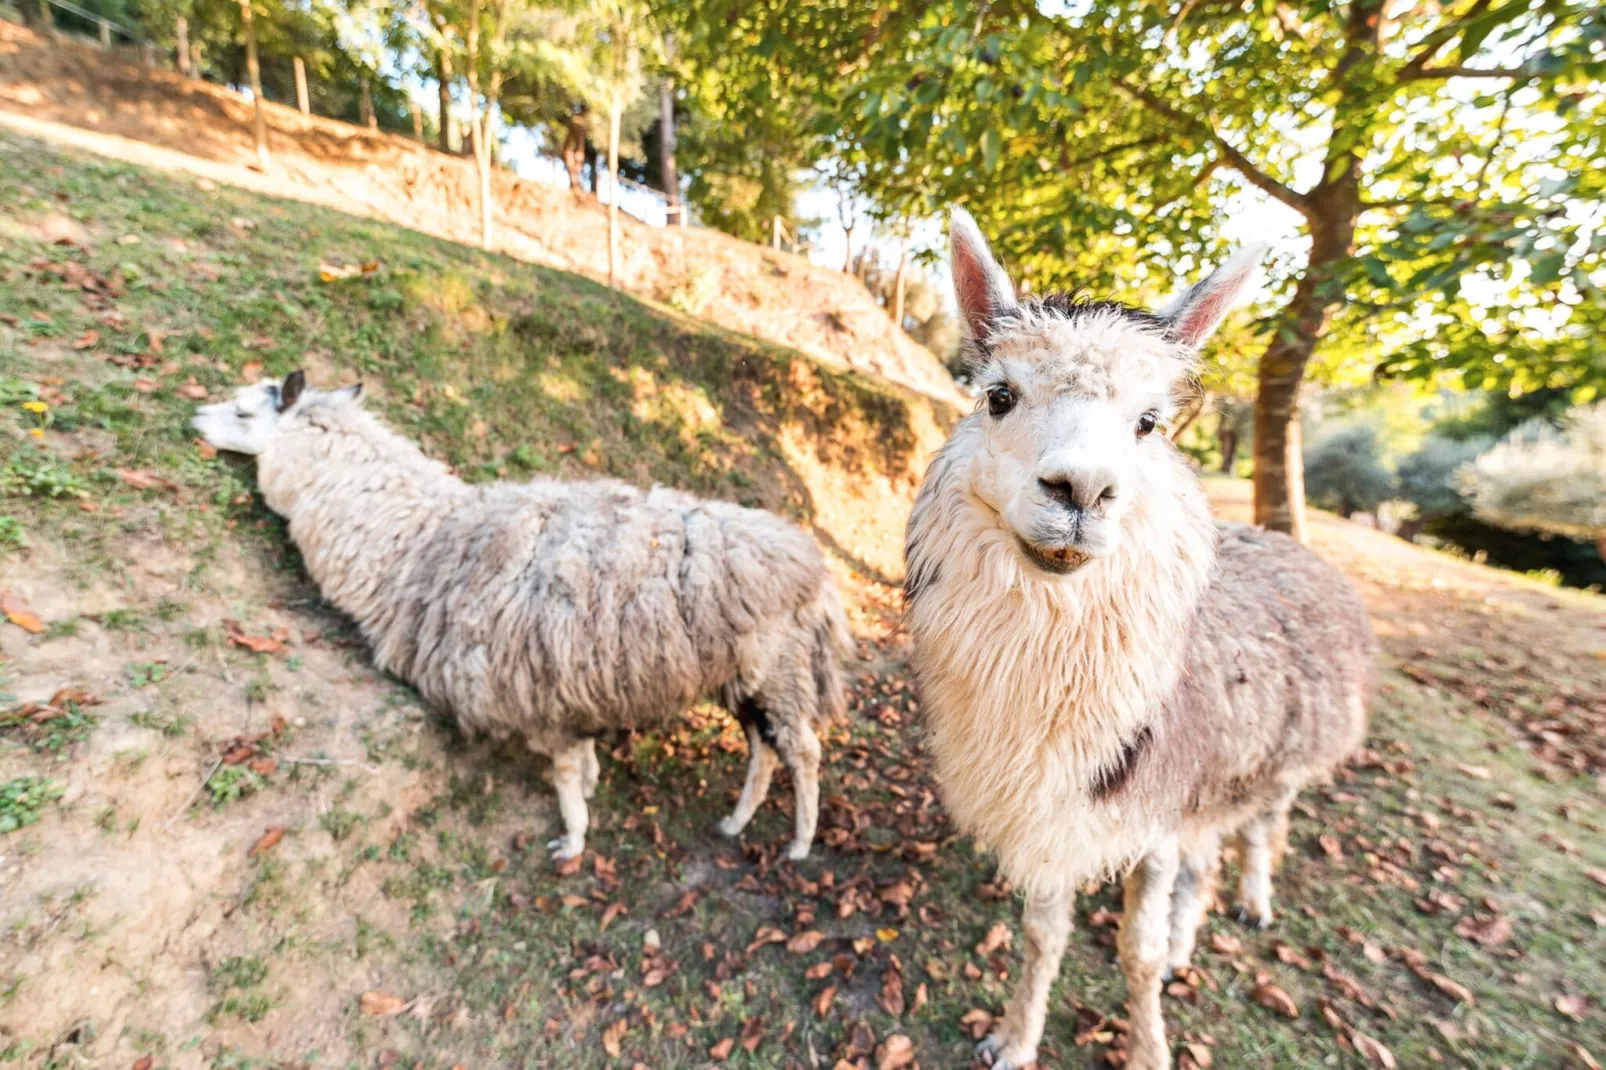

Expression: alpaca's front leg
xmin=780 ymin=719 xmax=822 ymax=861
xmin=579 ymin=737 xmax=600 ymax=800
xmin=546 ymin=741 xmax=590 ymax=860
xmin=1120 ymin=840 xmax=1181 ymax=1070
xmin=979 ymin=883 xmax=1072 ymax=1070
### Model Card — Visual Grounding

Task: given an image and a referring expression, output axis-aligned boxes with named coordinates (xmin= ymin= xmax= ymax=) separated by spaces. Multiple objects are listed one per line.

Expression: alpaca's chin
xmin=1015 ymin=537 xmax=1096 ymax=576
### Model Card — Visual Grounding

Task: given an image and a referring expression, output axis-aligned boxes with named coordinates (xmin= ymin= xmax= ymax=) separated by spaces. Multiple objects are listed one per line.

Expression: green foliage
xmin=0 ymin=777 xmax=63 ymax=834
xmin=207 ymin=766 xmax=266 ymax=807
xmin=0 ymin=516 xmax=24 ymax=553
xmin=1462 ymin=403 xmax=1606 ymax=541
xmin=1303 ymin=422 xmax=1396 ymax=518
xmin=0 ymin=446 xmax=89 ymax=500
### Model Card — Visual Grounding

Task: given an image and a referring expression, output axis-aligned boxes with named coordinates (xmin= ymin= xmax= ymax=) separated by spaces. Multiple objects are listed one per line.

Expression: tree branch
xmin=1114 ymin=80 xmax=1312 ymax=219
xmin=1400 ymin=63 xmax=1533 ymax=81
xmin=1398 ymin=0 xmax=1492 ymax=78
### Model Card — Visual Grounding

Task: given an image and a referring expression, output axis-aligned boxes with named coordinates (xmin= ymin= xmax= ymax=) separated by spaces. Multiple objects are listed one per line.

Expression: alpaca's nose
xmin=1038 ymin=467 xmax=1120 ymax=515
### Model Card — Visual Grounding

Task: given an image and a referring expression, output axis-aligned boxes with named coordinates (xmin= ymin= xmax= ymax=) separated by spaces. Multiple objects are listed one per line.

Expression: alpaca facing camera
xmin=905 ymin=210 xmax=1375 ymax=1070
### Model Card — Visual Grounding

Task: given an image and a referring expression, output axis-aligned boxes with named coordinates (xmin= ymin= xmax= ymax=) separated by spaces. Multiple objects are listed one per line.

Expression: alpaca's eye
xmin=987 ymin=385 xmax=1016 ymax=418
xmin=1136 ymin=411 xmax=1159 ymax=437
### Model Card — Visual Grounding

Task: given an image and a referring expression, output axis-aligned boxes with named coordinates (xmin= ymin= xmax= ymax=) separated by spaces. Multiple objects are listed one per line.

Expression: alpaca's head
xmin=191 ymin=370 xmax=363 ymax=455
xmin=946 ymin=209 xmax=1263 ymax=575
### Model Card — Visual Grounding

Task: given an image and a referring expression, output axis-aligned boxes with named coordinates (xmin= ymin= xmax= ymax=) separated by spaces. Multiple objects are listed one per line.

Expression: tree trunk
xmin=436 ymin=49 xmax=453 ymax=152
xmin=561 ymin=112 xmax=587 ymax=193
xmin=176 ymin=16 xmax=190 ymax=76
xmin=658 ymin=76 xmax=679 ymax=219
xmin=410 ymin=99 xmax=422 ymax=138
xmin=238 ymin=0 xmax=269 ymax=169
xmin=607 ymin=94 xmax=621 ymax=288
xmin=293 ymin=56 xmax=309 ymax=115
xmin=592 ymin=148 xmax=603 ymax=193
xmin=465 ymin=0 xmax=492 ymax=250
xmin=36 ymin=0 xmax=52 ymax=33
xmin=360 ymin=76 xmax=376 ymax=130
xmin=842 ymin=224 xmax=854 ymax=273
xmin=1218 ymin=414 xmax=1239 ymax=473
xmin=891 ymin=246 xmax=908 ymax=328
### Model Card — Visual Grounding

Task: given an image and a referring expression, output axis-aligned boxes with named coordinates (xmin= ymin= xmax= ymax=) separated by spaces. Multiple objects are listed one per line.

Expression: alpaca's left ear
xmin=1159 ymin=243 xmax=1268 ymax=347
xmin=278 ymin=369 xmax=306 ymax=412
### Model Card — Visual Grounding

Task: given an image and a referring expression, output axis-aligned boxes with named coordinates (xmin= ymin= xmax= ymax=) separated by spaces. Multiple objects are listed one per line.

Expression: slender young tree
xmin=239 ymin=0 xmax=270 ymax=168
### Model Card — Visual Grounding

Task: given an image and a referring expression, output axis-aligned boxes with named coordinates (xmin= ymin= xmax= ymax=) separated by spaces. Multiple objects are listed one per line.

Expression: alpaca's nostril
xmin=1038 ymin=471 xmax=1120 ymax=514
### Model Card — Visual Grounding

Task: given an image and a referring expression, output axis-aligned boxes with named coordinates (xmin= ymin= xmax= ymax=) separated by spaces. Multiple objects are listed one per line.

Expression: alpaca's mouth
xmin=1017 ymin=538 xmax=1092 ymax=575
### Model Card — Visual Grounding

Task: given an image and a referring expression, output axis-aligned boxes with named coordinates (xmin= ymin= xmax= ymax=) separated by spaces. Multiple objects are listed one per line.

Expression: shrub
xmin=1303 ymin=421 xmax=1396 ymax=518
xmin=1461 ymin=403 xmax=1606 ymax=552
xmin=1396 ymin=434 xmax=1490 ymax=524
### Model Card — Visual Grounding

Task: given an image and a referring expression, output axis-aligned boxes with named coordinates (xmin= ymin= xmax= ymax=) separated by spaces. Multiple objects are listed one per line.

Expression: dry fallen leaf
xmin=242 ymin=360 xmax=264 ymax=382
xmin=601 ymin=1017 xmax=628 ymax=1058
xmin=1454 ymin=914 xmax=1513 ymax=948
xmin=976 ymin=921 xmax=1012 ymax=956
xmin=1557 ymin=994 xmax=1591 ymax=1020
xmin=746 ymin=926 xmax=787 ymax=954
xmin=1178 ymin=1041 xmax=1213 ymax=1069
xmin=359 ymin=990 xmax=407 ymax=1016
xmin=72 ymin=329 xmax=100 ymax=350
xmin=1420 ymin=971 xmax=1476 ymax=1005
xmin=248 ymin=826 xmax=285 ymax=857
xmin=788 ymin=930 xmax=826 ymax=954
xmin=1208 ymin=931 xmax=1243 ymax=955
xmin=599 ymin=901 xmax=627 ymax=932
xmin=959 ymin=1008 xmax=994 ymax=1040
xmin=177 ymin=380 xmax=208 ymax=400
xmin=132 ymin=1058 xmax=153 ymax=1070
xmin=708 ymin=1037 xmax=734 ymax=1062
xmin=740 ymin=1016 xmax=765 ymax=1053
xmin=814 ymin=985 xmax=837 ymax=1018
xmin=117 ymin=468 xmax=178 ymax=492
xmin=1351 ymin=1031 xmax=1397 ymax=1068
xmin=1251 ymin=982 xmax=1300 ymax=1018
xmin=1572 ymin=1043 xmax=1602 ymax=1070
xmin=1 ymin=592 xmax=45 ymax=634
xmin=875 ymin=1033 xmax=916 ymax=1070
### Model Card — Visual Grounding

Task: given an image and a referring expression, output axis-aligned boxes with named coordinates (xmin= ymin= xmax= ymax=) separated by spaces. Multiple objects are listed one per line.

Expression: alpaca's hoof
xmin=977 ymin=1031 xmax=1035 ymax=1070
xmin=716 ymin=816 xmax=745 ymax=839
xmin=548 ymin=836 xmax=584 ymax=861
xmin=1237 ymin=906 xmax=1273 ymax=930
xmin=784 ymin=840 xmax=811 ymax=862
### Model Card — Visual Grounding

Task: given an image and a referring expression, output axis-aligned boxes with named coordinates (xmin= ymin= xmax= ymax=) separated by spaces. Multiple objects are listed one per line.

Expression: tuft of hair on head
xmin=949 ymin=208 xmax=1019 ymax=344
xmin=1157 ymin=244 xmax=1269 ymax=348
xmin=278 ymin=369 xmax=307 ymax=413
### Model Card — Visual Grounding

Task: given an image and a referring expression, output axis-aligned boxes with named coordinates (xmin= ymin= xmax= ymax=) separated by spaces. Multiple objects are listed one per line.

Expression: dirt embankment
xmin=0 ymin=20 xmax=967 ymax=410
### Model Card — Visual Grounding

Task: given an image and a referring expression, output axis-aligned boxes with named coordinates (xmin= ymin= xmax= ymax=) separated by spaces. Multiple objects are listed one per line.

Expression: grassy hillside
xmin=2 ymin=132 xmax=1605 ymax=1070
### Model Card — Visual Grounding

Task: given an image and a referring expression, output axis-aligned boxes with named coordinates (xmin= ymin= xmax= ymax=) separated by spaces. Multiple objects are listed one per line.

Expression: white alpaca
xmin=905 ymin=212 xmax=1375 ymax=1069
xmin=194 ymin=373 xmax=851 ymax=860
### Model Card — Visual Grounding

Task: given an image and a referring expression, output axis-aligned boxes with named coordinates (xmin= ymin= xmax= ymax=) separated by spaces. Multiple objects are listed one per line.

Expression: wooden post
xmin=436 ymin=50 xmax=453 ymax=153
xmin=410 ymin=99 xmax=422 ymax=139
xmin=176 ymin=16 xmax=190 ymax=75
xmin=360 ymin=76 xmax=376 ymax=130
xmin=772 ymin=215 xmax=782 ymax=250
xmin=293 ymin=57 xmax=309 ymax=115
xmin=99 ymin=17 xmax=111 ymax=47
xmin=239 ymin=0 xmax=270 ymax=169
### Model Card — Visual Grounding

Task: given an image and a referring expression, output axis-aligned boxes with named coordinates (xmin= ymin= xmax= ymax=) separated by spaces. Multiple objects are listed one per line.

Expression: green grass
xmin=1 ymin=130 xmax=1602 ymax=1068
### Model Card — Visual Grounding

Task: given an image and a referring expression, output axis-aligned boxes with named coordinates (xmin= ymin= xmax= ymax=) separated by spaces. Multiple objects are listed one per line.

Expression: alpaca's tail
xmin=809 ymin=580 xmax=854 ymax=725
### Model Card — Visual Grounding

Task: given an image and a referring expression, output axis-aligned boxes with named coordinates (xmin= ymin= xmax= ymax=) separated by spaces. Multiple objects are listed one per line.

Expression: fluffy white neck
xmin=905 ymin=421 xmax=1217 ymax=886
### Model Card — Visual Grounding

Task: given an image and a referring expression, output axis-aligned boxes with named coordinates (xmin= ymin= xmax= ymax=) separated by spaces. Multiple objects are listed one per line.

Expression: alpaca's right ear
xmin=950 ymin=208 xmax=1017 ymax=341
xmin=278 ymin=369 xmax=306 ymax=412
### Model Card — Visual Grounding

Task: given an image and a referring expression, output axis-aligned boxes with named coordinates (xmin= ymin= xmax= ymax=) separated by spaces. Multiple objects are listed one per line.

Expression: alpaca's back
xmin=373 ymin=477 xmax=830 ymax=745
xmin=1127 ymin=524 xmax=1376 ymax=829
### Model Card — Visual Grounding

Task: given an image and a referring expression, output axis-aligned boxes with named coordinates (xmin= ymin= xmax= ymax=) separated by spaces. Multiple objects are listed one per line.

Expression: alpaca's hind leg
xmin=1236 ymin=799 xmax=1291 ymax=929
xmin=1120 ymin=838 xmax=1181 ymax=1070
xmin=546 ymin=741 xmax=589 ymax=860
xmin=579 ymin=738 xmax=600 ymax=800
xmin=978 ymin=883 xmax=1072 ymax=1070
xmin=1166 ymin=829 xmax=1221 ymax=975
xmin=717 ymin=723 xmax=779 ymax=839
xmin=771 ymin=716 xmax=822 ymax=861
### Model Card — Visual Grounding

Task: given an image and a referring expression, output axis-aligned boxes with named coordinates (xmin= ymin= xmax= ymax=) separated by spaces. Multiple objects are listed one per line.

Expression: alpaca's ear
xmin=278 ymin=369 xmax=306 ymax=412
xmin=337 ymin=382 xmax=363 ymax=403
xmin=949 ymin=207 xmax=1017 ymax=341
xmin=1159 ymin=243 xmax=1268 ymax=347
